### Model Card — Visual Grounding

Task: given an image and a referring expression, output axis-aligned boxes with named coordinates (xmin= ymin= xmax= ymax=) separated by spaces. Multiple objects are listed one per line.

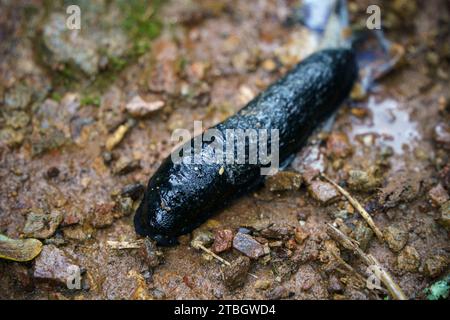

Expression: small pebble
xmin=261 ymin=59 xmax=277 ymax=72
xmin=33 ymin=245 xmax=81 ymax=287
xmin=307 ymin=180 xmax=340 ymax=204
xmin=191 ymin=229 xmax=214 ymax=247
xmin=434 ymin=122 xmax=450 ymax=150
xmin=151 ymin=288 xmax=166 ymax=299
xmin=439 ymin=201 xmax=450 ymax=231
xmin=265 ymin=285 xmax=290 ymax=300
xmin=384 ymin=225 xmax=409 ymax=253
xmin=265 ymin=171 xmax=302 ymax=192
xmin=428 ymin=184 xmax=449 ymax=207
xmin=90 ymin=203 xmax=115 ymax=228
xmin=424 ymin=255 xmax=448 ymax=278
xmin=23 ymin=210 xmax=63 ymax=239
xmin=351 ymin=221 xmax=373 ymax=252
xmin=347 ymin=169 xmax=381 ymax=192
xmin=126 ymin=95 xmax=165 ymax=118
xmin=140 ymin=238 xmax=161 ymax=268
xmin=439 ymin=165 xmax=450 ymax=191
xmin=237 ymin=227 xmax=252 ymax=235
xmin=115 ymin=196 xmax=134 ymax=217
xmin=294 ymin=226 xmax=309 ymax=244
xmin=260 ymin=224 xmax=293 ymax=240
xmin=223 ymin=256 xmax=250 ymax=290
xmin=397 ymin=246 xmax=420 ymax=273
xmin=326 ymin=132 xmax=352 ymax=159
xmin=233 ymin=233 xmax=266 ymax=259
xmin=296 ymin=210 xmax=310 ymax=221
xmin=254 ymin=279 xmax=272 ymax=290
xmin=102 ymin=151 xmax=114 ymax=165
xmin=212 ymin=229 xmax=234 ymax=253
xmin=327 ymin=275 xmax=343 ymax=294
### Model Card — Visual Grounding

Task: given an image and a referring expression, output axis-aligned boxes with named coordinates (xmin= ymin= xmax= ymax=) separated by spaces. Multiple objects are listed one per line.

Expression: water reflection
xmin=351 ymin=97 xmax=420 ymax=154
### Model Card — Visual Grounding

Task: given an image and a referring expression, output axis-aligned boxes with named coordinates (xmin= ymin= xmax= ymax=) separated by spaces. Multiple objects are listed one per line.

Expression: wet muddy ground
xmin=0 ymin=0 xmax=449 ymax=299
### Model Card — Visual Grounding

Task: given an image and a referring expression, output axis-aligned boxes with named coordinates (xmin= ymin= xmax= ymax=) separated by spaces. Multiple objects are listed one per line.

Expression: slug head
xmin=134 ymin=190 xmax=180 ymax=246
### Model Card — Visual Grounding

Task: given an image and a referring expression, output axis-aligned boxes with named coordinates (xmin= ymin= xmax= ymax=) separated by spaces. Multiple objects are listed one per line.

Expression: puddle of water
xmin=350 ymin=97 xmax=420 ymax=154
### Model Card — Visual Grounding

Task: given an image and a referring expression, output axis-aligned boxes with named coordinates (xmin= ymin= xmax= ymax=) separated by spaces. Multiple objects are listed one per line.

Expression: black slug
xmin=135 ymin=49 xmax=358 ymax=246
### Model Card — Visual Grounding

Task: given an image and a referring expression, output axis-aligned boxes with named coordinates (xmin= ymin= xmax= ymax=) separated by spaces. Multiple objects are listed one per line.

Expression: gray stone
xmin=23 ymin=210 xmax=63 ymax=239
xmin=233 ymin=233 xmax=266 ymax=259
xmin=308 ymin=180 xmax=340 ymax=204
xmin=33 ymin=245 xmax=80 ymax=287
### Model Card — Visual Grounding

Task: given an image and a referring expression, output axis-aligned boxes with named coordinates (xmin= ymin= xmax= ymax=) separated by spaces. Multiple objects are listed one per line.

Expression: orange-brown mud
xmin=0 ymin=0 xmax=449 ymax=299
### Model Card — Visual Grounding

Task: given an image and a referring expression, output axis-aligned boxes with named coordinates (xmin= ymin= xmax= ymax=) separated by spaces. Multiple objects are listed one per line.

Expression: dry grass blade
xmin=329 ymin=249 xmax=367 ymax=286
xmin=368 ymin=254 xmax=407 ymax=301
xmin=196 ymin=243 xmax=231 ymax=266
xmin=194 ymin=242 xmax=258 ymax=279
xmin=327 ymin=223 xmax=407 ymax=300
xmin=321 ymin=174 xmax=384 ymax=242
xmin=107 ymin=240 xmax=144 ymax=249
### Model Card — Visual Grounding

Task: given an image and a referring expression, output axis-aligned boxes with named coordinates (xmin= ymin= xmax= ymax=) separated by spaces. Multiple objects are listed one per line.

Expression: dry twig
xmin=329 ymin=249 xmax=367 ymax=286
xmin=107 ymin=240 xmax=144 ymax=249
xmin=196 ymin=243 xmax=231 ymax=266
xmin=321 ymin=174 xmax=384 ymax=241
xmin=193 ymin=242 xmax=258 ymax=279
xmin=327 ymin=223 xmax=407 ymax=300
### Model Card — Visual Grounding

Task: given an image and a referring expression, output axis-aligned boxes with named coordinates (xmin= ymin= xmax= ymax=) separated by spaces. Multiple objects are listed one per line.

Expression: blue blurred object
xmin=293 ymin=0 xmax=404 ymax=93
xmin=299 ymin=0 xmax=337 ymax=33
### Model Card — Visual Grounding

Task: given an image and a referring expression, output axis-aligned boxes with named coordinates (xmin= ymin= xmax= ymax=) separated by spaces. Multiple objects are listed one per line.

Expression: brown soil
xmin=0 ymin=0 xmax=449 ymax=300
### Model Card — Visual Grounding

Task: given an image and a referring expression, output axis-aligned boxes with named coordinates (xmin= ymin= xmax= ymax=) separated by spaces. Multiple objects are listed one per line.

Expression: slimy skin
xmin=134 ymin=49 xmax=358 ymax=246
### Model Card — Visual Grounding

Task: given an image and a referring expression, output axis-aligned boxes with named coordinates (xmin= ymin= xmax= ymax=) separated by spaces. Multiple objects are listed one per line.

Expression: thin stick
xmin=327 ymin=223 xmax=407 ymax=300
xmin=327 ymin=224 xmax=370 ymax=264
xmin=197 ymin=243 xmax=231 ymax=266
xmin=107 ymin=240 xmax=144 ymax=249
xmin=329 ymin=249 xmax=367 ymax=286
xmin=322 ymin=174 xmax=384 ymax=242
xmin=196 ymin=243 xmax=258 ymax=279
xmin=368 ymin=254 xmax=407 ymax=301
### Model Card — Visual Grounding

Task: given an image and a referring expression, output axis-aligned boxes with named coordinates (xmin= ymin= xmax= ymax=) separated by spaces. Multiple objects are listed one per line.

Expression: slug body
xmin=135 ymin=49 xmax=358 ymax=246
